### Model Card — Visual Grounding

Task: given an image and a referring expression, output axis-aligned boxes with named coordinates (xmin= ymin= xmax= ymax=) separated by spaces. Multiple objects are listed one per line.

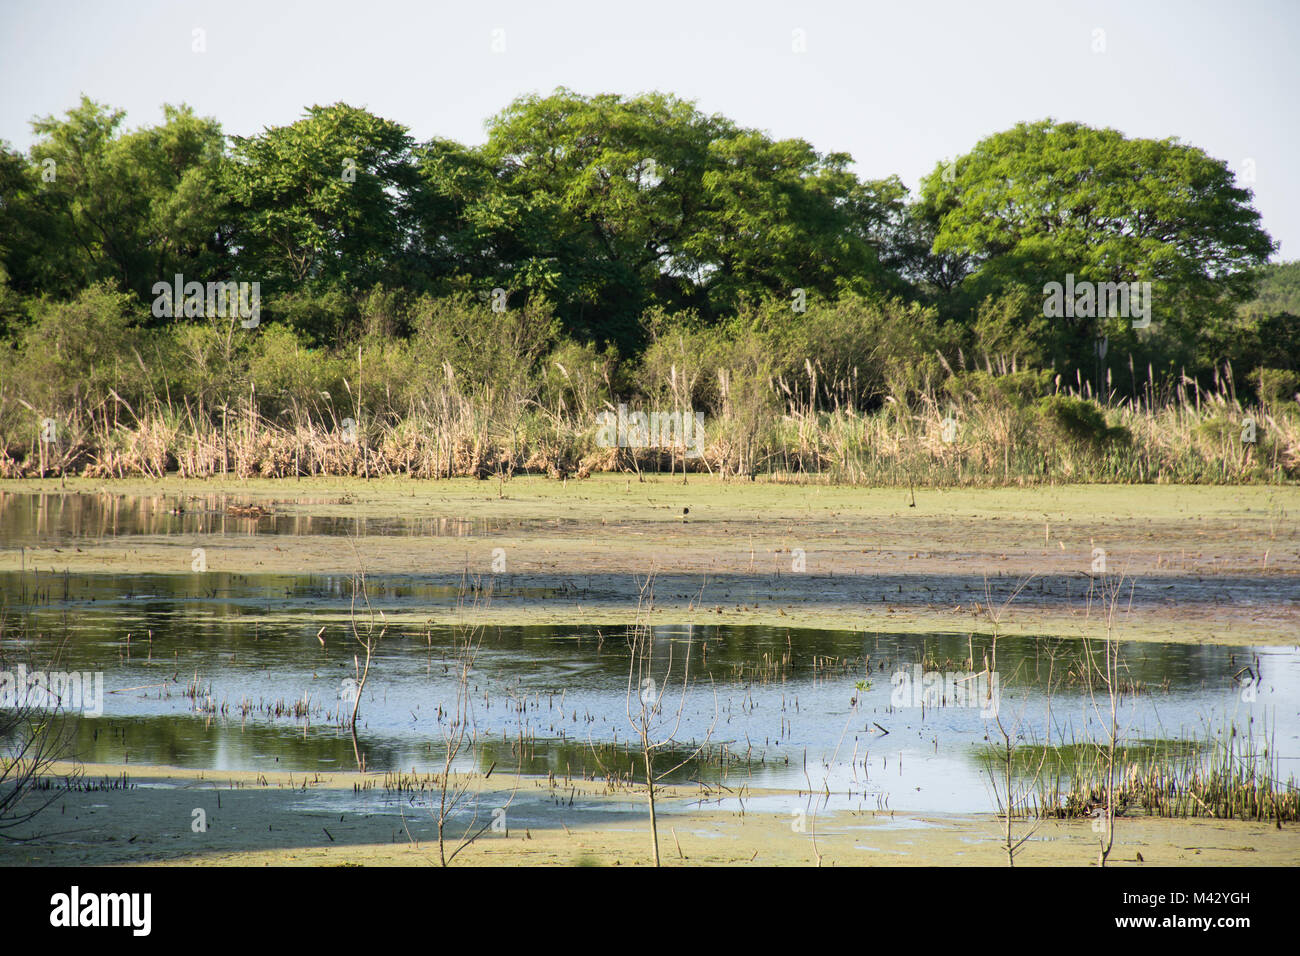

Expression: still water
xmin=2 ymin=491 xmax=1296 ymax=815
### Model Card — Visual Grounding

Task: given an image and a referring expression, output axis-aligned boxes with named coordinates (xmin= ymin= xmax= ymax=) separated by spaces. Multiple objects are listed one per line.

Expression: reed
xmin=1020 ymin=728 xmax=1299 ymax=825
xmin=4 ymin=375 xmax=1295 ymax=486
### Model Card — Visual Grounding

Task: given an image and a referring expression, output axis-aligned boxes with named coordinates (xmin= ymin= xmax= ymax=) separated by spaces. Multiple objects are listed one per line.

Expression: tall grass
xmin=1019 ymin=727 xmax=1299 ymax=825
xmin=7 ymin=385 xmax=1293 ymax=484
xmin=2 ymin=289 xmax=1296 ymax=484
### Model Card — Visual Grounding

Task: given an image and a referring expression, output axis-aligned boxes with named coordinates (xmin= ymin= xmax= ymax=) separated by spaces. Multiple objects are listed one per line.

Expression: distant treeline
xmin=1 ymin=90 xmax=1298 ymax=481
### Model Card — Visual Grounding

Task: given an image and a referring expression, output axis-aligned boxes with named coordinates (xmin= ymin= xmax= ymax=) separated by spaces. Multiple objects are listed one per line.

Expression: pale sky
xmin=3 ymin=0 xmax=1297 ymax=258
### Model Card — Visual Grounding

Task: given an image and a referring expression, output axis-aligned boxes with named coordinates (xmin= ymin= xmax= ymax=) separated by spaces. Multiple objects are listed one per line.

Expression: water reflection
xmin=2 ymin=489 xmax=1296 ymax=814
xmin=5 ymin=602 xmax=1296 ymax=812
xmin=0 ymin=490 xmax=561 ymax=542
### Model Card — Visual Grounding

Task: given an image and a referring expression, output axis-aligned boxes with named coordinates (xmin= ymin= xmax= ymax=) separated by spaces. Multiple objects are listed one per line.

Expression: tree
xmin=405 ymin=137 xmax=503 ymax=297
xmin=0 ymin=143 xmax=66 ymax=309
xmin=224 ymin=103 xmax=418 ymax=340
xmin=113 ymin=103 xmax=232 ymax=304
xmin=920 ymin=120 xmax=1275 ymax=377
xmin=474 ymin=89 xmax=901 ymax=351
xmin=475 ymin=90 xmax=715 ymax=348
xmin=10 ymin=98 xmax=229 ymax=306
xmin=1222 ymin=261 xmax=1300 ymax=385
xmin=685 ymin=131 xmax=901 ymax=309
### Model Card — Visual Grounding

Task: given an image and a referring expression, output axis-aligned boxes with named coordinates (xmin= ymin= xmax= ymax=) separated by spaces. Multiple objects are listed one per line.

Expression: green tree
xmin=1214 ymin=261 xmax=1300 ymax=390
xmin=224 ymin=103 xmax=418 ymax=339
xmin=921 ymin=120 xmax=1275 ymax=378
xmin=474 ymin=89 xmax=900 ymax=351
xmin=685 ymin=131 xmax=902 ymax=309
xmin=406 ymin=137 xmax=502 ymax=296
xmin=10 ymin=98 xmax=228 ymax=306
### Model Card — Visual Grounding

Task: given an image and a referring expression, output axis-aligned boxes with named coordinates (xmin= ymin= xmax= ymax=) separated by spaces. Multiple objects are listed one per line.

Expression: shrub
xmin=4 ymin=283 xmax=147 ymax=417
xmin=539 ymin=339 xmax=617 ymax=421
xmin=247 ymin=324 xmax=349 ymax=423
xmin=1254 ymin=367 xmax=1300 ymax=413
xmin=944 ymin=369 xmax=1051 ymax=409
xmin=1036 ymin=394 xmax=1130 ymax=449
xmin=970 ymin=290 xmax=1049 ymax=371
xmin=158 ymin=314 xmax=254 ymax=418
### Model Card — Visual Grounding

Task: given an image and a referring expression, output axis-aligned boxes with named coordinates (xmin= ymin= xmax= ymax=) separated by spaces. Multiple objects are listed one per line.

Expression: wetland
xmin=1 ymin=476 xmax=1297 ymax=866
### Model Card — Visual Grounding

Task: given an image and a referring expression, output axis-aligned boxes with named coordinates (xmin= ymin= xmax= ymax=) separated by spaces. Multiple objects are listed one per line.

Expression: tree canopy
xmin=0 ymin=93 xmax=1282 ymax=384
xmin=920 ymin=120 xmax=1275 ymax=370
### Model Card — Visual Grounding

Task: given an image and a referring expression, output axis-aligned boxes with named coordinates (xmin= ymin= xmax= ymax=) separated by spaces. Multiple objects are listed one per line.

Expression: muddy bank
xmin=2 ymin=763 xmax=1294 ymax=867
xmin=3 ymin=476 xmax=1296 ymax=645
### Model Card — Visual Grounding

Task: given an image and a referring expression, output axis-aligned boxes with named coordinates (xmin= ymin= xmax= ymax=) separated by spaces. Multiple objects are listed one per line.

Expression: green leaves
xmin=923 ymin=120 xmax=1273 ymax=318
xmin=474 ymin=89 xmax=900 ymax=350
xmin=0 ymin=94 xmax=1279 ymax=395
xmin=919 ymin=119 xmax=1275 ymax=381
xmin=14 ymin=98 xmax=228 ymax=304
xmin=225 ymin=103 xmax=417 ymax=299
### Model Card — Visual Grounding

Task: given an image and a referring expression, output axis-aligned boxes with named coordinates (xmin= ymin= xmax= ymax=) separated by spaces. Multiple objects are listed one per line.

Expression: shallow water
xmin=6 ymin=584 xmax=1296 ymax=813
xmin=2 ymin=491 xmax=1297 ymax=815
xmin=0 ymin=488 xmax=565 ymax=543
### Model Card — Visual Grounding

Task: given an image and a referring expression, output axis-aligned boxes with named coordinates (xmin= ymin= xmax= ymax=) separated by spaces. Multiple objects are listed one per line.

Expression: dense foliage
xmin=1 ymin=91 xmax=1296 ymax=481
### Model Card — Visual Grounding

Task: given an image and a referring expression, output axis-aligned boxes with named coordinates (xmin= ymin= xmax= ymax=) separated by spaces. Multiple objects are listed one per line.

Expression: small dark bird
xmin=683 ymin=507 xmax=689 ymax=515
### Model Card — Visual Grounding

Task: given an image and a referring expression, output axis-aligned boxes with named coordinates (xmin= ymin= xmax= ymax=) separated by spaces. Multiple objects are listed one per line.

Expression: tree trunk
xmin=644 ymin=743 xmax=660 ymax=867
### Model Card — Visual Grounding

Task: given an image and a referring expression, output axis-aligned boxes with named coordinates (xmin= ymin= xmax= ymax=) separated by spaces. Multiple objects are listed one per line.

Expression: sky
xmin=2 ymin=0 xmax=1297 ymax=258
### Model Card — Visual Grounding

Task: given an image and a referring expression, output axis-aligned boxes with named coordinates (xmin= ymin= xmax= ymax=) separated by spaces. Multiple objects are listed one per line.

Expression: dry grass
xmin=3 ymin=372 xmax=1297 ymax=485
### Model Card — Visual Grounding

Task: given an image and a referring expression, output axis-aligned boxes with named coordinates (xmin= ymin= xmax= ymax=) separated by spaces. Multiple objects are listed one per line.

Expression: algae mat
xmin=2 ymin=476 xmax=1296 ymax=645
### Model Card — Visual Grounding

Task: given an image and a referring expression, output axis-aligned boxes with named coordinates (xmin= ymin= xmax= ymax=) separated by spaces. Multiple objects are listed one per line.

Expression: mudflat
xmin=3 ymin=476 xmax=1297 ymax=866
xmin=3 ymin=763 xmax=1296 ymax=867
xmin=4 ymin=476 xmax=1296 ymax=644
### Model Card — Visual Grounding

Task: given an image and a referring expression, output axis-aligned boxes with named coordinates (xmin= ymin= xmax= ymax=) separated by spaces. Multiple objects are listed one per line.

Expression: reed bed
xmin=4 ymin=378 xmax=1295 ymax=485
xmin=4 ymin=291 xmax=1297 ymax=484
xmin=1022 ymin=728 xmax=1299 ymax=824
